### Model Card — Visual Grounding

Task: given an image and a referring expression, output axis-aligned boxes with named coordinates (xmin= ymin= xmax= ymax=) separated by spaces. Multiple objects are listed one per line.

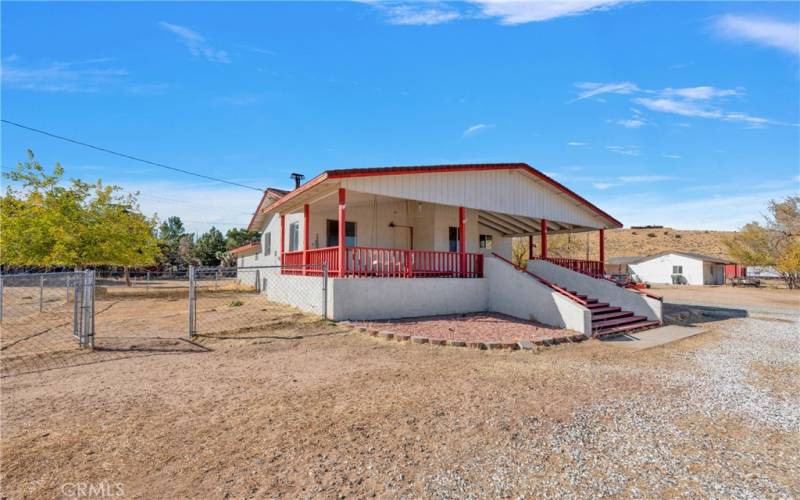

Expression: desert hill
xmin=544 ymin=227 xmax=737 ymax=262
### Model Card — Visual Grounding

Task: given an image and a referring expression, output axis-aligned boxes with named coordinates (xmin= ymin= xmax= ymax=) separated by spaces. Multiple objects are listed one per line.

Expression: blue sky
xmin=2 ymin=1 xmax=799 ymax=234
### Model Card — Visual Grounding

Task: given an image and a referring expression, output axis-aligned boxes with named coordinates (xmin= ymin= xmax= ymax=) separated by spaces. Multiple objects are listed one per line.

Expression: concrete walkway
xmin=602 ymin=325 xmax=708 ymax=350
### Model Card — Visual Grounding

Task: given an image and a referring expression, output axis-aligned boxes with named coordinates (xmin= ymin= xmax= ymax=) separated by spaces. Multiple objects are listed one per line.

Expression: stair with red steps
xmin=566 ymin=290 xmax=659 ymax=338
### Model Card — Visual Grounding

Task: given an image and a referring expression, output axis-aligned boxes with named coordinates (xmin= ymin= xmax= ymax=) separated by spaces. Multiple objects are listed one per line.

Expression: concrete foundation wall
xmin=486 ymin=257 xmax=591 ymax=334
xmin=329 ymin=277 xmax=488 ymax=320
xmin=528 ymin=260 xmax=662 ymax=322
xmin=264 ymin=273 xmax=327 ymax=316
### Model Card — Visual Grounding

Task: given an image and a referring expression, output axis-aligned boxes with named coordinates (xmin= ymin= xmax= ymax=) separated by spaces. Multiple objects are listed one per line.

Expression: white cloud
xmin=591 ymin=174 xmax=676 ymax=191
xmin=632 ymin=97 xmax=782 ymax=127
xmin=130 ymin=181 xmax=268 ymax=235
xmin=1 ymin=60 xmax=128 ymax=92
xmin=573 ymin=81 xmax=793 ymax=128
xmin=382 ymin=4 xmax=461 ymax=25
xmin=572 ymin=81 xmax=639 ymax=102
xmin=462 ymin=123 xmax=493 ymax=138
xmin=605 ymin=145 xmax=639 ymax=156
xmin=660 ymin=86 xmax=743 ymax=100
xmin=159 ymin=21 xmax=230 ymax=63
xmin=567 ymin=141 xmax=588 ymax=146
xmin=663 ymin=154 xmax=681 ymax=159
xmin=714 ymin=15 xmax=800 ymax=55
xmin=615 ymin=118 xmax=645 ymax=128
xmin=476 ymin=0 xmax=629 ymax=25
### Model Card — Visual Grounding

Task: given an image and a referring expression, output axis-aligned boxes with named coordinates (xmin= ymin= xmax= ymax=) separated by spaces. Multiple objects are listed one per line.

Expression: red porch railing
xmin=537 ymin=257 xmax=604 ymax=278
xmin=282 ymin=246 xmax=483 ymax=278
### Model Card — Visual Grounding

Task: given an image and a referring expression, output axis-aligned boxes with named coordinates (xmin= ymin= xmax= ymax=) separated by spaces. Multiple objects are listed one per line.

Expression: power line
xmin=1 ymin=119 xmax=265 ymax=192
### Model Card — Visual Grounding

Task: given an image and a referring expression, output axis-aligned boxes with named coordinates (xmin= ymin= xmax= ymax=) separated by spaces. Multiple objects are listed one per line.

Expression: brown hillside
xmin=543 ymin=227 xmax=737 ymax=262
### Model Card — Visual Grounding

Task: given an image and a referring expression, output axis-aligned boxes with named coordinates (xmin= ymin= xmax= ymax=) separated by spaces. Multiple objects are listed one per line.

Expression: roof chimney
xmin=290 ymin=172 xmax=305 ymax=190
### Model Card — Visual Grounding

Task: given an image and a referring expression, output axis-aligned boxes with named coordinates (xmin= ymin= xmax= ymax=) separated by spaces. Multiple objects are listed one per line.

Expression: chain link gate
xmin=0 ymin=270 xmax=95 ymax=376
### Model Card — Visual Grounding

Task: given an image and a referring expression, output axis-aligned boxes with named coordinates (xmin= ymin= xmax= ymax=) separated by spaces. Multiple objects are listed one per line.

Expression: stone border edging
xmin=345 ymin=323 xmax=587 ymax=351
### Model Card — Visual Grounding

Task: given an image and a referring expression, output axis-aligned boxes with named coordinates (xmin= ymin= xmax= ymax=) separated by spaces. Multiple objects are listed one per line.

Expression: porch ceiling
xmin=265 ymin=182 xmax=602 ymax=235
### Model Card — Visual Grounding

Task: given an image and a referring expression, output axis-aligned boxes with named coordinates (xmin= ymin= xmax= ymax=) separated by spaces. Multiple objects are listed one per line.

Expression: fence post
xmin=39 ymin=275 xmax=44 ymax=312
xmin=322 ymin=262 xmax=328 ymax=320
xmin=0 ymin=275 xmax=4 ymax=323
xmin=81 ymin=271 xmax=95 ymax=348
xmin=146 ymin=271 xmax=150 ymax=293
xmin=255 ymin=269 xmax=260 ymax=293
xmin=188 ymin=265 xmax=196 ymax=339
xmin=73 ymin=276 xmax=82 ymax=342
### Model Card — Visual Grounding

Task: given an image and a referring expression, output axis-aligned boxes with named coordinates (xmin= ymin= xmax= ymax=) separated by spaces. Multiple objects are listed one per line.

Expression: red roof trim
xmin=259 ymin=163 xmax=622 ymax=228
xmin=246 ymin=188 xmax=291 ymax=231
xmin=229 ymin=241 xmax=261 ymax=255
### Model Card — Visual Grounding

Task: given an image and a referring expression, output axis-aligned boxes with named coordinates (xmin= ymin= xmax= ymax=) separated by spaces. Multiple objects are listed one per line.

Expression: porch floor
xmin=357 ymin=313 xmax=577 ymax=345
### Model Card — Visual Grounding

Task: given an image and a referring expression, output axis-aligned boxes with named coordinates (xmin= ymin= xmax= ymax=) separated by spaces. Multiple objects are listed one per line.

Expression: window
xmin=264 ymin=232 xmax=271 ymax=255
xmin=326 ymin=220 xmax=357 ymax=247
xmin=448 ymin=227 xmax=460 ymax=252
xmin=288 ymin=222 xmax=300 ymax=251
xmin=672 ymin=265 xmax=683 ymax=274
xmin=479 ymin=234 xmax=493 ymax=249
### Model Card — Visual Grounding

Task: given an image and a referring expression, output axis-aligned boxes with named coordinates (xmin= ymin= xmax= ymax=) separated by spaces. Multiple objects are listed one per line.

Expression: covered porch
xmin=269 ymin=179 xmax=609 ymax=280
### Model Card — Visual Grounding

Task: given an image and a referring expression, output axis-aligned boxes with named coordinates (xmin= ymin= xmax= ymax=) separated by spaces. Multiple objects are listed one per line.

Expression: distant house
xmin=231 ymin=163 xmax=663 ymax=337
xmin=619 ymin=252 xmax=733 ymax=286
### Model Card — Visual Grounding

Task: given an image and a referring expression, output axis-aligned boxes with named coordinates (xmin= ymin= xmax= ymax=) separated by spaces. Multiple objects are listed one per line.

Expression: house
xmin=233 ymin=163 xmax=662 ymax=337
xmin=623 ymin=251 xmax=732 ymax=285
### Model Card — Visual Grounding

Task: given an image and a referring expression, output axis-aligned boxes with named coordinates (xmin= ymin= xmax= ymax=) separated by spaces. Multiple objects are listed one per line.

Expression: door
xmin=712 ymin=265 xmax=724 ymax=285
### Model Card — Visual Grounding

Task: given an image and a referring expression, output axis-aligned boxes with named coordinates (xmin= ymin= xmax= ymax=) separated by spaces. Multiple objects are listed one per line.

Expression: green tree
xmin=224 ymin=227 xmax=260 ymax=250
xmin=157 ymin=216 xmax=189 ymax=268
xmin=725 ymin=196 xmax=800 ymax=289
xmin=1 ymin=150 xmax=161 ymax=279
xmin=193 ymin=226 xmax=227 ymax=266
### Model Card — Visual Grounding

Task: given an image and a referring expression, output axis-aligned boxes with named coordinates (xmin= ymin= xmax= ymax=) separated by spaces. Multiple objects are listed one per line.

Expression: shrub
xmin=647 ymin=232 xmax=657 ymax=238
xmin=229 ymin=300 xmax=243 ymax=307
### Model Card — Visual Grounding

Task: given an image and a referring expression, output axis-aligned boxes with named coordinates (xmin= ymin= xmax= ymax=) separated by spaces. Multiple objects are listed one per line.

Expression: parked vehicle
xmin=609 ymin=273 xmax=650 ymax=289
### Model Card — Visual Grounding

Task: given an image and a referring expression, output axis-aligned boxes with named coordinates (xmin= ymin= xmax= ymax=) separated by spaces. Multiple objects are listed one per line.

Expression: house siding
xmin=341 ymin=169 xmax=607 ymax=229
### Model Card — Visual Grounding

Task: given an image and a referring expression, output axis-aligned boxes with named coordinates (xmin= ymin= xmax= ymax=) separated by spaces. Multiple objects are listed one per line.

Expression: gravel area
xmin=2 ymin=292 xmax=799 ymax=498
xmin=359 ymin=313 xmax=576 ymax=343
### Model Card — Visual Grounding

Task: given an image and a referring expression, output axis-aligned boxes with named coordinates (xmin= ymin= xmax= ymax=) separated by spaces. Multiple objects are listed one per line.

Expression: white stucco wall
xmin=629 ymin=254 xmax=716 ymax=286
xmin=235 ymin=252 xmax=261 ymax=289
xmin=486 ymin=257 xmax=591 ymax=334
xmin=528 ymin=260 xmax=662 ymax=322
xmin=329 ymin=277 xmax=488 ymax=320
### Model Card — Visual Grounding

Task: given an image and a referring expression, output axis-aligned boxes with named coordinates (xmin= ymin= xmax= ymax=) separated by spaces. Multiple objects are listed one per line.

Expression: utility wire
xmin=1 ymin=119 xmax=265 ymax=192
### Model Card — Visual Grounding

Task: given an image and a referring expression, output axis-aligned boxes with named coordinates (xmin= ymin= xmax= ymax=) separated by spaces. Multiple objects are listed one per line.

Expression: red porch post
xmin=458 ymin=206 xmax=466 ymax=277
xmin=599 ymin=228 xmax=605 ymax=275
xmin=540 ymin=219 xmax=548 ymax=258
xmin=338 ymin=188 xmax=346 ymax=278
xmin=302 ymin=204 xmax=310 ymax=275
xmin=280 ymin=214 xmax=286 ymax=271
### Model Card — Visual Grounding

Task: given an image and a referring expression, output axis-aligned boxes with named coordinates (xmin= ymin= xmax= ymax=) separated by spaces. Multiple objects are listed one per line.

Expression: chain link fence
xmin=1 ymin=265 xmax=330 ymax=375
xmin=189 ymin=264 xmax=328 ymax=338
xmin=0 ymin=271 xmax=95 ymax=376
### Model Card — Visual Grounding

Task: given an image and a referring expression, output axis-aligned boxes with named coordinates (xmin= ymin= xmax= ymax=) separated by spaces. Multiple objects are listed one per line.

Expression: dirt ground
xmin=1 ymin=287 xmax=799 ymax=498
xmin=651 ymin=284 xmax=800 ymax=310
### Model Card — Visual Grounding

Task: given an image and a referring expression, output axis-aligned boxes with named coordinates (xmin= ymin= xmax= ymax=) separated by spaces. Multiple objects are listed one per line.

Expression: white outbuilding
xmin=625 ymin=251 xmax=731 ymax=286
